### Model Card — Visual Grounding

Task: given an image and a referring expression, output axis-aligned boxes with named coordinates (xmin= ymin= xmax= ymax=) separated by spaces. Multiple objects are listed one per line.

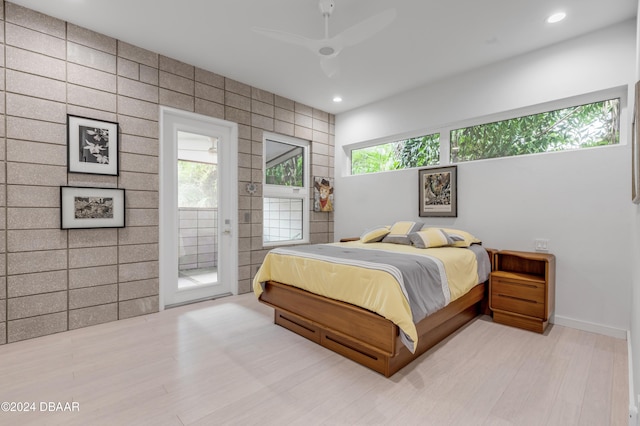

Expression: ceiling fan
xmin=252 ymin=0 xmax=396 ymax=78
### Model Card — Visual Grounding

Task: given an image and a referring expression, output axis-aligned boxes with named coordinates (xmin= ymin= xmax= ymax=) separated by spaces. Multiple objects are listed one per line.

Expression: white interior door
xmin=159 ymin=107 xmax=238 ymax=308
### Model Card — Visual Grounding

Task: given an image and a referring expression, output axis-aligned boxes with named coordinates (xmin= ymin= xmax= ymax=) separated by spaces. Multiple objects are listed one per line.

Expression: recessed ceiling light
xmin=333 ymin=96 xmax=343 ymax=103
xmin=546 ymin=12 xmax=566 ymax=24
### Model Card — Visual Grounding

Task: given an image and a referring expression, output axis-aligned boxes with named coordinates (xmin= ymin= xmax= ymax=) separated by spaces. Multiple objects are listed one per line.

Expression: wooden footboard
xmin=258 ymin=280 xmax=486 ymax=377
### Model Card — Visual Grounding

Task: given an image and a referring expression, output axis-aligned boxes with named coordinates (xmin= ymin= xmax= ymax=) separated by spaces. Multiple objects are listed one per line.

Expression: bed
xmin=253 ymin=228 xmax=494 ymax=377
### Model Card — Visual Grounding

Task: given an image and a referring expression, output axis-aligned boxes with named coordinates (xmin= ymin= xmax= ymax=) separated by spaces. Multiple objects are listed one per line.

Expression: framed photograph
xmin=633 ymin=81 xmax=640 ymax=204
xmin=313 ymin=176 xmax=334 ymax=212
xmin=67 ymin=114 xmax=119 ymax=175
xmin=418 ymin=166 xmax=457 ymax=217
xmin=61 ymin=186 xmax=126 ymax=229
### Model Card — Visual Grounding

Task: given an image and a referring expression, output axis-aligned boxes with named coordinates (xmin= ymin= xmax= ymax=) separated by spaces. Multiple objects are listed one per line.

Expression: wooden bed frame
xmin=257 ymin=248 xmax=494 ymax=377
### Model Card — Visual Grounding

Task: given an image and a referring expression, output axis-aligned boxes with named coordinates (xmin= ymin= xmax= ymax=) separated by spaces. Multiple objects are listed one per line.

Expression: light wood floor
xmin=0 ymin=293 xmax=628 ymax=426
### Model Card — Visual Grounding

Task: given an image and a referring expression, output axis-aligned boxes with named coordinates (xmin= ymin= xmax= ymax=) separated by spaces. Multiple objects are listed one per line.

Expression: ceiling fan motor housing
xmin=253 ymin=0 xmax=395 ymax=77
xmin=319 ymin=46 xmax=335 ymax=56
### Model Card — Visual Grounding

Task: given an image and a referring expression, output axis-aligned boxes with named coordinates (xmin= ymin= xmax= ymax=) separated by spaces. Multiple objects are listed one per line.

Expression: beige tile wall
xmin=0 ymin=1 xmax=334 ymax=345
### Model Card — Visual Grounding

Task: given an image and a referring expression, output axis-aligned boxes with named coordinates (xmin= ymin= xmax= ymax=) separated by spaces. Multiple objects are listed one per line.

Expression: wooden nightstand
xmin=489 ymin=250 xmax=555 ymax=333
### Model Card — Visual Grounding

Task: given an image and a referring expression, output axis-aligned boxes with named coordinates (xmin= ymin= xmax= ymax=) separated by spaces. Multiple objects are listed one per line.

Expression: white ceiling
xmin=8 ymin=0 xmax=638 ymax=115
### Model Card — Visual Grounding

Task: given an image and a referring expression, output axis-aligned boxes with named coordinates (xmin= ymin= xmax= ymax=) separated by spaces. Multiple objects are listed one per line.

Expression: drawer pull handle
xmin=278 ymin=314 xmax=316 ymax=334
xmin=325 ymin=335 xmax=378 ymax=361
xmin=498 ymin=294 xmax=538 ymax=304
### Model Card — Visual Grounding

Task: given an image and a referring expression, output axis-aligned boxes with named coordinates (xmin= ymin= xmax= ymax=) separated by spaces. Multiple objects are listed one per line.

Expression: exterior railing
xmin=178 ymin=207 xmax=218 ymax=270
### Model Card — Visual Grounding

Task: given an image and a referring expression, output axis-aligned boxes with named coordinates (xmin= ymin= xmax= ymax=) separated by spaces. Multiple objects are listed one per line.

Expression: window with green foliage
xmin=178 ymin=160 xmax=217 ymax=208
xmin=351 ymin=133 xmax=440 ymax=175
xmin=265 ymin=141 xmax=304 ymax=187
xmin=450 ymin=98 xmax=620 ymax=162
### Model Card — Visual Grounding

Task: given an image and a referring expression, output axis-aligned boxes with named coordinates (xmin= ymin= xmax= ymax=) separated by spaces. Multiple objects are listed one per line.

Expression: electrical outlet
xmin=534 ymin=238 xmax=549 ymax=252
xmin=631 ymin=394 xmax=639 ymax=426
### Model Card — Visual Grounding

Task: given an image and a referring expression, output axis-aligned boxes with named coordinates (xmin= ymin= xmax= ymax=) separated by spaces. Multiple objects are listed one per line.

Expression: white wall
xmin=334 ymin=20 xmax=636 ymax=334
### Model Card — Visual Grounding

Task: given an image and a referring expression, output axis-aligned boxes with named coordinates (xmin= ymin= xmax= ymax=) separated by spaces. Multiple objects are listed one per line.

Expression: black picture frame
xmin=67 ymin=114 xmax=119 ymax=176
xmin=418 ymin=165 xmax=457 ymax=217
xmin=60 ymin=186 xmax=126 ymax=229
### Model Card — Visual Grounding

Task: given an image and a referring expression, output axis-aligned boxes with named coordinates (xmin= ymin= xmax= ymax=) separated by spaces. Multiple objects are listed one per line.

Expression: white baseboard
xmin=552 ymin=315 xmax=627 ymax=339
xmin=628 ymin=331 xmax=638 ymax=426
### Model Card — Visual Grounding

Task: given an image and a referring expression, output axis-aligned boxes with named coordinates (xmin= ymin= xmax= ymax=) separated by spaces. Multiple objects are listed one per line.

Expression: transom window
xmin=348 ymin=94 xmax=621 ymax=174
xmin=450 ymin=98 xmax=620 ymax=163
xmin=351 ymin=133 xmax=440 ymax=175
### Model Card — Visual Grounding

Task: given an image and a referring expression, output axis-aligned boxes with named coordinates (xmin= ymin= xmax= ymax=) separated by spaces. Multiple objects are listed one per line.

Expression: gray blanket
xmin=274 ymin=244 xmax=449 ymax=324
xmin=269 ymin=243 xmax=490 ymax=351
xmin=262 ymin=244 xmax=491 ymax=352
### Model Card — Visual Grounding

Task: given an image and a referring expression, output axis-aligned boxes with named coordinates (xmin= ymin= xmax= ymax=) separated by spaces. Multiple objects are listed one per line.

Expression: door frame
xmin=159 ymin=107 xmax=238 ymax=309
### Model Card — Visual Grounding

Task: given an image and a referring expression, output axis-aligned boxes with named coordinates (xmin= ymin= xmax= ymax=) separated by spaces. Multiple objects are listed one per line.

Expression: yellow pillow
xmin=382 ymin=221 xmax=423 ymax=245
xmin=439 ymin=228 xmax=481 ymax=247
xmin=409 ymin=228 xmax=452 ymax=248
xmin=360 ymin=225 xmax=390 ymax=243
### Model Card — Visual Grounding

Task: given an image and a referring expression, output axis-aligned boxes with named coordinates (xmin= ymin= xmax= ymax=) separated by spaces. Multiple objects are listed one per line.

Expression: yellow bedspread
xmin=253 ymin=241 xmax=481 ymax=350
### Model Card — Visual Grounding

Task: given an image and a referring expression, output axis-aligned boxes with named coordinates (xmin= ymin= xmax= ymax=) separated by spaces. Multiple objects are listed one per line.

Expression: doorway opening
xmin=160 ymin=108 xmax=238 ymax=308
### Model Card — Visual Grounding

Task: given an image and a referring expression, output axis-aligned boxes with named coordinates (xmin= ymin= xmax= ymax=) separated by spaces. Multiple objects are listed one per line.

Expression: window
xmin=347 ymin=93 xmax=622 ymax=174
xmin=263 ymin=133 xmax=309 ymax=246
xmin=351 ymin=133 xmax=440 ymax=175
xmin=450 ymin=98 xmax=620 ymax=163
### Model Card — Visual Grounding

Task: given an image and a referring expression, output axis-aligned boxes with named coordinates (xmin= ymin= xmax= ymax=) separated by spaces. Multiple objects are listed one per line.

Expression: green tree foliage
xmin=265 ymin=155 xmax=304 ymax=186
xmin=351 ymin=134 xmax=440 ymax=175
xmin=178 ymin=160 xmax=217 ymax=208
xmin=451 ymin=99 xmax=619 ymax=162
xmin=394 ymin=134 xmax=440 ymax=169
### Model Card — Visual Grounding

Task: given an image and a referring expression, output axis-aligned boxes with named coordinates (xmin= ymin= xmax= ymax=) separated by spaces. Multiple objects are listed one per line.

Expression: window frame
xmin=344 ymin=87 xmax=627 ymax=174
xmin=262 ymin=132 xmax=310 ymax=247
xmin=349 ymin=132 xmax=442 ymax=176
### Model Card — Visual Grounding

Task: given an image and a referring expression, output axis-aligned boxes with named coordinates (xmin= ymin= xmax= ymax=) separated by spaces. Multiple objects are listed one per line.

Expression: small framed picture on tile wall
xmin=60 ymin=186 xmax=126 ymax=229
xmin=313 ymin=176 xmax=334 ymax=212
xmin=67 ymin=114 xmax=119 ymax=175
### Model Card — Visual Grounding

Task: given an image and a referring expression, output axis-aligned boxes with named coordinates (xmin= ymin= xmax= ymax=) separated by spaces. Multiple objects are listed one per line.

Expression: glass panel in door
xmin=177 ymin=131 xmax=219 ymax=289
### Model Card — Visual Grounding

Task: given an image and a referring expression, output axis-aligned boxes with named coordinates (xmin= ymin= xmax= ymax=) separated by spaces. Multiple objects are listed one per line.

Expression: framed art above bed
xmin=418 ymin=165 xmax=457 ymax=217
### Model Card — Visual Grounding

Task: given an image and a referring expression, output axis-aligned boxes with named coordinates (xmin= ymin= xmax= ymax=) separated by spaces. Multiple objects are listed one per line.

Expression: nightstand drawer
xmin=491 ymin=278 xmax=545 ymax=318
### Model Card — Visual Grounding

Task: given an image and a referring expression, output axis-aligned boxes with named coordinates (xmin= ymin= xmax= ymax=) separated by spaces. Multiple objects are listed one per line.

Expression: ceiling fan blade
xmin=336 ymin=8 xmax=397 ymax=48
xmin=252 ymin=27 xmax=318 ymax=53
xmin=320 ymin=55 xmax=340 ymax=78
